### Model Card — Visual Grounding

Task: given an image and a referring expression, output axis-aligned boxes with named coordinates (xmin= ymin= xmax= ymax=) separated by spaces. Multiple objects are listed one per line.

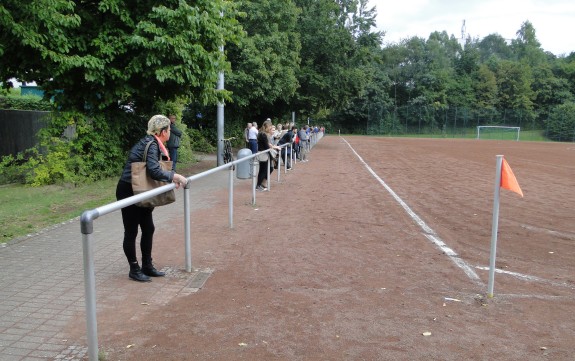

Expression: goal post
xmin=476 ymin=126 xmax=521 ymax=141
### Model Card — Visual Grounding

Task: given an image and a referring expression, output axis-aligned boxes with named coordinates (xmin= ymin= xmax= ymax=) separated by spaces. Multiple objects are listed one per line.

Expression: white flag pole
xmin=487 ymin=155 xmax=504 ymax=298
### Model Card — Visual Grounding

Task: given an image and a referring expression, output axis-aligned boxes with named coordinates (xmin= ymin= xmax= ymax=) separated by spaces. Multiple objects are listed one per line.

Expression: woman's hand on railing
xmin=173 ymin=174 xmax=188 ymax=189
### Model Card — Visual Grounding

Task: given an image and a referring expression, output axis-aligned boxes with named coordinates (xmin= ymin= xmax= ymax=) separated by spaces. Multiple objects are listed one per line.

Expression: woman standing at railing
xmin=256 ymin=119 xmax=281 ymax=191
xmin=116 ymin=115 xmax=188 ymax=282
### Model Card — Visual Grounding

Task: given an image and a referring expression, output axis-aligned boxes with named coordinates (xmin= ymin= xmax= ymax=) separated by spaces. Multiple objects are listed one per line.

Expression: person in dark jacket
xmin=256 ymin=119 xmax=281 ymax=191
xmin=167 ymin=114 xmax=183 ymax=170
xmin=116 ymin=115 xmax=188 ymax=282
xmin=277 ymin=125 xmax=297 ymax=169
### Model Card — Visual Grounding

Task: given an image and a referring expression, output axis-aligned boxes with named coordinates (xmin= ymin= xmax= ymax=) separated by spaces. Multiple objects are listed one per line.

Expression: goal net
xmin=476 ymin=126 xmax=520 ymax=141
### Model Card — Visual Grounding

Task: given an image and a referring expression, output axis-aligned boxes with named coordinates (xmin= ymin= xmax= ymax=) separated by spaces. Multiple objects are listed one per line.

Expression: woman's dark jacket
xmin=257 ymin=131 xmax=270 ymax=152
xmin=119 ymin=135 xmax=174 ymax=184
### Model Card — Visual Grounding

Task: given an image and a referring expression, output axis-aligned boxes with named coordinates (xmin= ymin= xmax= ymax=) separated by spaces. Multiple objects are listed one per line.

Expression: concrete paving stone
xmin=29 ymin=309 xmax=62 ymax=318
xmin=6 ymin=341 xmax=42 ymax=350
xmin=2 ymin=346 xmax=30 ymax=356
xmin=43 ymin=319 xmax=69 ymax=328
xmin=0 ymin=333 xmax=23 ymax=342
xmin=10 ymin=318 xmax=44 ymax=327
xmin=16 ymin=302 xmax=47 ymax=310
xmin=17 ymin=335 xmax=48 ymax=344
xmin=0 ymin=298 xmax=19 ymax=307
xmin=37 ymin=342 xmax=68 ymax=351
xmin=9 ymin=291 xmax=40 ymax=300
xmin=3 ymin=326 xmax=32 ymax=335
xmin=12 ymin=307 xmax=39 ymax=315
xmin=57 ymin=309 xmax=77 ymax=317
xmin=43 ymin=299 xmax=76 ymax=309
xmin=0 ymin=316 xmax=22 ymax=325
xmin=33 ymin=324 xmax=59 ymax=332
xmin=0 ymin=353 xmax=26 ymax=361
xmin=27 ymin=349 xmax=60 ymax=358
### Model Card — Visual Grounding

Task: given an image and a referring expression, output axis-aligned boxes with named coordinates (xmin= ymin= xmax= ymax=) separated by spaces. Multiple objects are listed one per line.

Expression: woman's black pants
xmin=257 ymin=160 xmax=274 ymax=187
xmin=116 ymin=180 xmax=155 ymax=264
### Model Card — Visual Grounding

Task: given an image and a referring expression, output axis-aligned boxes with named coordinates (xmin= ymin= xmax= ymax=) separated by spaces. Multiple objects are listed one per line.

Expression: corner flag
xmin=487 ymin=155 xmax=524 ymax=298
xmin=501 ymin=158 xmax=523 ymax=197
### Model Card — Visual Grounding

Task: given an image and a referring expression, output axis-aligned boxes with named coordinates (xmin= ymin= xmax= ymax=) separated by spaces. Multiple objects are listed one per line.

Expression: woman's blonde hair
xmin=147 ymin=115 xmax=170 ymax=135
xmin=261 ymin=119 xmax=273 ymax=133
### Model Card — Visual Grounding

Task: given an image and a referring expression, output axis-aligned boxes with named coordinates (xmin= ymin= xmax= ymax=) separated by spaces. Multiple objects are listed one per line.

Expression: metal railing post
xmin=80 ymin=209 xmax=100 ymax=361
xmin=277 ymin=153 xmax=281 ymax=183
xmin=228 ymin=164 xmax=234 ymax=228
xmin=184 ymin=182 xmax=192 ymax=272
xmin=266 ymin=157 xmax=271 ymax=191
xmin=252 ymin=158 xmax=257 ymax=205
xmin=82 ymin=232 xmax=98 ymax=361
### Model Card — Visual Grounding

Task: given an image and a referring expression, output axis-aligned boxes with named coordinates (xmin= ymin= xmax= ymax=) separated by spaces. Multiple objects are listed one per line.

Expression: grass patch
xmin=0 ymin=178 xmax=118 ymax=243
xmin=0 ymin=159 xmax=214 ymax=244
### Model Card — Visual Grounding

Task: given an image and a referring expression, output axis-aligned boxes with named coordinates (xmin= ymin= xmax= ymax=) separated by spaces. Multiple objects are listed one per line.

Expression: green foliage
xmin=547 ymin=102 xmax=575 ymax=141
xmin=187 ymin=128 xmax=216 ymax=153
xmin=0 ymin=112 xmax=125 ymax=186
xmin=225 ymin=0 xmax=301 ymax=119
xmin=0 ymin=0 xmax=244 ymax=112
xmin=294 ymin=0 xmax=376 ymax=114
xmin=2 ymin=0 xmax=573 ymax=145
xmin=0 ymin=95 xmax=53 ymax=111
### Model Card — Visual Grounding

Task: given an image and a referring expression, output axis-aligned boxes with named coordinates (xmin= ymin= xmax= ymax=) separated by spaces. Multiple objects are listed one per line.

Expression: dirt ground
xmin=69 ymin=136 xmax=575 ymax=360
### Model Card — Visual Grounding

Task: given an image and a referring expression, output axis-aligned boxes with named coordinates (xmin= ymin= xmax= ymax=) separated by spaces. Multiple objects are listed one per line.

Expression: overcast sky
xmin=368 ymin=0 xmax=575 ymax=55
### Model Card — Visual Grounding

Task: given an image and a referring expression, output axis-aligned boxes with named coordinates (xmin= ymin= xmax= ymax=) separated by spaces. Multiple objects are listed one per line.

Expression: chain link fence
xmin=361 ymin=105 xmax=575 ymax=142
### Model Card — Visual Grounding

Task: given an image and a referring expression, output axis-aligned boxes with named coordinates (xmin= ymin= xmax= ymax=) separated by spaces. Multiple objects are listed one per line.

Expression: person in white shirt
xmin=248 ymin=122 xmax=259 ymax=153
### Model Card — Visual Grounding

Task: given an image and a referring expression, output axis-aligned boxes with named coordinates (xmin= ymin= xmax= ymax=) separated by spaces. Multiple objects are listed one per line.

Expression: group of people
xmin=244 ymin=119 xmax=317 ymax=191
xmin=118 ymin=114 xmax=321 ymax=283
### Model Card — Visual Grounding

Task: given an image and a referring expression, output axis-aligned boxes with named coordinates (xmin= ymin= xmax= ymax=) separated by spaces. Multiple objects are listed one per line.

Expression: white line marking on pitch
xmin=341 ymin=138 xmax=482 ymax=284
xmin=475 ymin=266 xmax=575 ymax=289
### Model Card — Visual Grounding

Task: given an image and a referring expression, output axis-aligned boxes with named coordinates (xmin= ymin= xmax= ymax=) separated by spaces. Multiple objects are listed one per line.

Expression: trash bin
xmin=236 ymin=148 xmax=252 ymax=179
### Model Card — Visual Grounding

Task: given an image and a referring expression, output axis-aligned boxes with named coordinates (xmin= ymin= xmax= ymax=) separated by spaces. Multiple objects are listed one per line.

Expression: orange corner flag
xmin=501 ymin=158 xmax=523 ymax=197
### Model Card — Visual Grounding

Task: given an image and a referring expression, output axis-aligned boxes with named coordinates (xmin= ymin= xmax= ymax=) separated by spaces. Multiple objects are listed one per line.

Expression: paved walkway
xmin=0 ymin=155 xmax=229 ymax=360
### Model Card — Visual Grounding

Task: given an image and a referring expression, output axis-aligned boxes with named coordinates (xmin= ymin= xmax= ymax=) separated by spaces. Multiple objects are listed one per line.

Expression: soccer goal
xmin=476 ymin=126 xmax=520 ymax=141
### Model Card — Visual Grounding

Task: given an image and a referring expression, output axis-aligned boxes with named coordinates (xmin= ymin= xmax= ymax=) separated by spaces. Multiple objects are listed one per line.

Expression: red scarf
xmin=153 ymin=135 xmax=170 ymax=161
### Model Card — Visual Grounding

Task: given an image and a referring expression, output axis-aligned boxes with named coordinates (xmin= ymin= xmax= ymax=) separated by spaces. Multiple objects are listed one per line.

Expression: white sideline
xmin=475 ymin=266 xmax=575 ymax=289
xmin=341 ymin=137 xmax=482 ymax=284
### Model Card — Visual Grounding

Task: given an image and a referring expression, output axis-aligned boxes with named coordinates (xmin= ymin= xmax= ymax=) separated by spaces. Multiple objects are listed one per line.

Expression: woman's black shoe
xmin=142 ymin=265 xmax=166 ymax=277
xmin=129 ymin=269 xmax=151 ymax=282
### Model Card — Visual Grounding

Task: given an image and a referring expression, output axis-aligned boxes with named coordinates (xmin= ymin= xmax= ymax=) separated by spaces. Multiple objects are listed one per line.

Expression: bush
xmin=546 ymin=102 xmax=575 ymax=142
xmin=0 ymin=112 xmax=125 ymax=186
xmin=0 ymin=95 xmax=53 ymax=111
xmin=188 ymin=128 xmax=216 ymax=153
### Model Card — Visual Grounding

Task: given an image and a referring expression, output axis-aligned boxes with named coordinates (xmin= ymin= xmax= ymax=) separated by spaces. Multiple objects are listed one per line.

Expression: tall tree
xmin=293 ymin=0 xmax=376 ymax=116
xmin=0 ymin=0 xmax=244 ymax=113
xmin=225 ymin=0 xmax=301 ymax=121
xmin=495 ymin=60 xmax=535 ymax=114
xmin=511 ymin=20 xmax=546 ymax=66
xmin=474 ymin=64 xmax=498 ymax=110
xmin=477 ymin=34 xmax=512 ymax=62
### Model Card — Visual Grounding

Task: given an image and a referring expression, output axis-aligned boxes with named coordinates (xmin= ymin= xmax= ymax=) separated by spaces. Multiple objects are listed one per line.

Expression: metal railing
xmin=79 ymin=142 xmax=297 ymax=361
